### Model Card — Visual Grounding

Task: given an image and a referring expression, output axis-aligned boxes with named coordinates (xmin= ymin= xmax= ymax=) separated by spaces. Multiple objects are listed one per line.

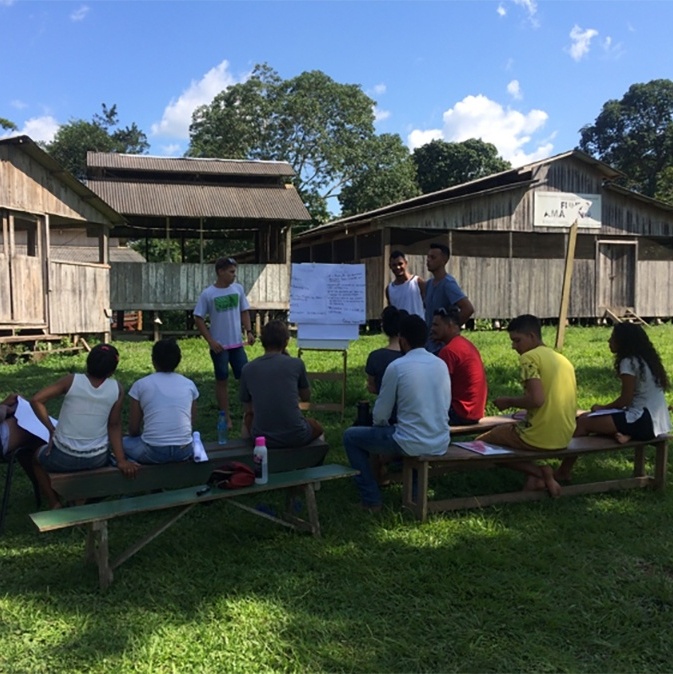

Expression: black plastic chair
xmin=0 ymin=446 xmax=42 ymax=535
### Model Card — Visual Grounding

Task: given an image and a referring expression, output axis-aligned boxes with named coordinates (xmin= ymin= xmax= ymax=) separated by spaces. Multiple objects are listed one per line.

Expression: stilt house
xmin=0 ymin=136 xmax=124 ymax=342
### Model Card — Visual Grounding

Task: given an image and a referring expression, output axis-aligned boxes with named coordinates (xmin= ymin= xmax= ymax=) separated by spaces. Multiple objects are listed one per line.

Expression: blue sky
xmin=2 ymin=0 xmax=672 ymax=168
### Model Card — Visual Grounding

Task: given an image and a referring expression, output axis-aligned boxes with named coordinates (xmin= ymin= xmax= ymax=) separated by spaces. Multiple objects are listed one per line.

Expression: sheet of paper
xmin=586 ymin=408 xmax=622 ymax=417
xmin=454 ymin=440 xmax=513 ymax=456
xmin=289 ymin=263 xmax=366 ymax=324
xmin=14 ymin=396 xmax=56 ymax=443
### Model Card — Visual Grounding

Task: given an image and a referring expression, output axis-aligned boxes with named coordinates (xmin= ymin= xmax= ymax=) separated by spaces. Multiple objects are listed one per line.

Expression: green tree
xmin=655 ymin=166 xmax=673 ymax=205
xmin=412 ymin=138 xmax=511 ymax=194
xmin=339 ymin=134 xmax=420 ymax=216
xmin=189 ymin=64 xmax=377 ymax=223
xmin=45 ymin=103 xmax=148 ymax=180
xmin=578 ymin=79 xmax=673 ymax=197
xmin=0 ymin=117 xmax=17 ymax=131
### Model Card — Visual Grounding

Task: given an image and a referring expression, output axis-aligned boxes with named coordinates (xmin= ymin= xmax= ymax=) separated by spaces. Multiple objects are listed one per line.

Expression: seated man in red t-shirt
xmin=430 ymin=307 xmax=488 ymax=425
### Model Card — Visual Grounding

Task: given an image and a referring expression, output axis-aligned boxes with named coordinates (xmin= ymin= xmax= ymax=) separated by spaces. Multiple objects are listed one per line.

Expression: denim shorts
xmin=210 ymin=346 xmax=248 ymax=381
xmin=38 ymin=442 xmax=110 ymax=473
xmin=123 ymin=436 xmax=194 ymax=464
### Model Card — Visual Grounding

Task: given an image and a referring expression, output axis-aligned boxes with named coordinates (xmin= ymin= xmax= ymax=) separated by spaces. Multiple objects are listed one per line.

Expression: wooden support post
xmin=633 ymin=446 xmax=646 ymax=478
xmin=303 ymin=482 xmax=321 ymax=537
xmin=654 ymin=439 xmax=668 ymax=490
xmin=555 ymin=220 xmax=578 ymax=351
xmin=89 ymin=521 xmax=113 ymax=591
xmin=153 ymin=312 xmax=161 ymax=342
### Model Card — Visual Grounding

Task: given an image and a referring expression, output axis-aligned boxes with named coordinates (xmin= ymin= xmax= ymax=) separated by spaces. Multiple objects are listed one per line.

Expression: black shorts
xmin=611 ymin=408 xmax=654 ymax=440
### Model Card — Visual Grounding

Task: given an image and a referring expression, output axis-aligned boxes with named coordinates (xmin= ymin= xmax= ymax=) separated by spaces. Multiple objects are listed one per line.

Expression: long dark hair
xmin=611 ymin=323 xmax=669 ymax=391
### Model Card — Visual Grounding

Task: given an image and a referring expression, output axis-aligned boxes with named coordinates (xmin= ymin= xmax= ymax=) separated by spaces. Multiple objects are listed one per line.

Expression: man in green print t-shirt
xmin=194 ymin=257 xmax=255 ymax=427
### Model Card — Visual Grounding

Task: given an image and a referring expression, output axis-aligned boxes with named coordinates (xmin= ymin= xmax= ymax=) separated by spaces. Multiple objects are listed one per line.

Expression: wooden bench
xmin=31 ymin=463 xmax=357 ymax=590
xmin=402 ymin=435 xmax=669 ymax=521
xmin=382 ymin=415 xmax=517 ymax=485
xmin=48 ymin=437 xmax=329 ymax=502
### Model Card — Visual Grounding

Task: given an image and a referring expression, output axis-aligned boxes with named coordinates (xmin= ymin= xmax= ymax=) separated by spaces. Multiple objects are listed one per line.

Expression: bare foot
xmin=615 ymin=432 xmax=631 ymax=445
xmin=523 ymin=475 xmax=546 ymax=491
xmin=540 ymin=465 xmax=562 ymax=498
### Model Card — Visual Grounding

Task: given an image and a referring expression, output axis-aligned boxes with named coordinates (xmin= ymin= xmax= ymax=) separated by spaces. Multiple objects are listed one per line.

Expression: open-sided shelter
xmin=292 ymin=150 xmax=673 ymax=321
xmin=0 ymin=135 xmax=124 ymax=341
xmin=86 ymin=153 xmax=311 ymax=315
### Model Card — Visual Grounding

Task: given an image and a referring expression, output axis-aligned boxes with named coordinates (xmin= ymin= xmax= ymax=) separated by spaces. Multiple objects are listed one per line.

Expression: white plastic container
xmin=253 ymin=436 xmax=268 ymax=485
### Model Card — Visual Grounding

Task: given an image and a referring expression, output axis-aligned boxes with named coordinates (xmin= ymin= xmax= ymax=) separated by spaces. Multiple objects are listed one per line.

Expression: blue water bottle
xmin=217 ymin=411 xmax=228 ymax=445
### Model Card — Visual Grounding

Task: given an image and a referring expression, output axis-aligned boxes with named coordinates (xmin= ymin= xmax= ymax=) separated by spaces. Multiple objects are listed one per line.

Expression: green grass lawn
xmin=2 ymin=326 xmax=673 ymax=673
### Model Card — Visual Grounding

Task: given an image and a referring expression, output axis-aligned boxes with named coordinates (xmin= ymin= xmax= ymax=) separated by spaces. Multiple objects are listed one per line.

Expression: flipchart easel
xmin=290 ymin=263 xmax=366 ymax=420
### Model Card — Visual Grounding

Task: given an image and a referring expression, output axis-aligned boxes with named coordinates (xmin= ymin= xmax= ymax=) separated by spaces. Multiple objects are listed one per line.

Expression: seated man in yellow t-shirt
xmin=477 ymin=314 xmax=577 ymax=497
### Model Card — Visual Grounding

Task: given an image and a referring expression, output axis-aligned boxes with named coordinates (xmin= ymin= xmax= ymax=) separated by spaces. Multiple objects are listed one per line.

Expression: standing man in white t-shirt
xmin=385 ymin=250 xmax=425 ymax=319
xmin=194 ymin=257 xmax=256 ymax=425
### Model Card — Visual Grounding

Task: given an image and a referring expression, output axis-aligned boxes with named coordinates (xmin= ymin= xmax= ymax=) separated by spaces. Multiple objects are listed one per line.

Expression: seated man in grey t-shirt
xmin=239 ymin=320 xmax=324 ymax=453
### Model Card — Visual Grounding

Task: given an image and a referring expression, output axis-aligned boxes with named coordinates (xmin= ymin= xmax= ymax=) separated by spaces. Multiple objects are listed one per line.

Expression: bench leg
xmin=633 ymin=446 xmax=646 ymax=478
xmin=86 ymin=521 xmax=113 ymax=590
xmin=403 ymin=459 xmax=429 ymax=522
xmin=653 ymin=440 xmax=668 ymax=491
xmin=303 ymin=483 xmax=321 ymax=537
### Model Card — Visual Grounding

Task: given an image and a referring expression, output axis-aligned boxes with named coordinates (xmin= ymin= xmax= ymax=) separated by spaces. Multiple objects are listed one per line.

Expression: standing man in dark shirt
xmin=424 ymin=243 xmax=474 ymax=353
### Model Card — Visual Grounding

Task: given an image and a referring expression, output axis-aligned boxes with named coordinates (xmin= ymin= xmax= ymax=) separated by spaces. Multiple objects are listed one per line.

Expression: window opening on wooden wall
xmin=14 ymin=217 xmax=39 ymax=257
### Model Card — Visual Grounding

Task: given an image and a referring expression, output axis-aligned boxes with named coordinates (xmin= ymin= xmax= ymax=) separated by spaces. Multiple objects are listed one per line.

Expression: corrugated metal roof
xmin=297 ymin=149 xmax=625 ymax=239
xmin=87 ymin=179 xmax=311 ymax=221
xmin=87 ymin=152 xmax=295 ymax=177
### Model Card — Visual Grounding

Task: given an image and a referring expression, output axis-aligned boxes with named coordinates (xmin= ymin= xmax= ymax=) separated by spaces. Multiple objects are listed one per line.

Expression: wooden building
xmin=0 ymin=136 xmax=124 ymax=341
xmin=86 ymin=153 xmax=311 ymax=314
xmin=292 ymin=151 xmax=673 ymax=321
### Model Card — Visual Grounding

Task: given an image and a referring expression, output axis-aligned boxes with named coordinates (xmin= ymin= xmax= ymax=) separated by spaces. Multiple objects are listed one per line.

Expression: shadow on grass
xmin=3 ymin=452 xmax=673 ymax=672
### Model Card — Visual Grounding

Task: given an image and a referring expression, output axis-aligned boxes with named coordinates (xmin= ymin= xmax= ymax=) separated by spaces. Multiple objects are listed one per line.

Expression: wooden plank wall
xmin=0 ymin=212 xmax=10 ymax=322
xmin=49 ymin=261 xmax=109 ymax=334
xmin=392 ymin=254 xmax=597 ymax=320
xmin=637 ymin=261 xmax=673 ymax=316
xmin=0 ymin=147 xmax=110 ymax=225
xmin=109 ymin=263 xmax=289 ymax=311
xmin=363 ymin=256 xmax=383 ymax=321
xmin=11 ymin=255 xmax=45 ymax=325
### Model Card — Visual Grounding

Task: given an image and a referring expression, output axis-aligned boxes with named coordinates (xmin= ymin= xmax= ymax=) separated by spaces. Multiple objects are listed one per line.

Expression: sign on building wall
xmin=534 ymin=191 xmax=602 ymax=228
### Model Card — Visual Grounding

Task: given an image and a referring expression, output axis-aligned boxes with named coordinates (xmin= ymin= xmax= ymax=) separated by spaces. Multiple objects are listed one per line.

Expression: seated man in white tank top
xmin=385 ymin=250 xmax=426 ymax=319
xmin=31 ymin=344 xmax=138 ymax=509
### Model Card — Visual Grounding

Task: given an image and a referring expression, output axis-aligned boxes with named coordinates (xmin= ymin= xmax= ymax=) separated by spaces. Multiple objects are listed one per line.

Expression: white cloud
xmin=374 ymin=107 xmax=391 ymax=123
xmin=507 ymin=79 xmax=522 ymax=100
xmin=151 ymin=60 xmax=241 ymax=139
xmin=497 ymin=4 xmax=506 ymax=17
xmin=602 ymin=35 xmax=624 ymax=59
xmin=158 ymin=143 xmax=182 ymax=156
xmin=371 ymin=83 xmax=386 ymax=96
xmin=408 ymin=128 xmax=443 ymax=150
xmin=408 ymin=94 xmax=553 ymax=166
xmin=568 ymin=25 xmax=598 ymax=61
xmin=0 ymin=115 xmax=60 ymax=143
xmin=70 ymin=5 xmax=89 ymax=21
xmin=512 ymin=0 xmax=538 ymax=26
xmin=10 ymin=99 xmax=27 ymax=109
